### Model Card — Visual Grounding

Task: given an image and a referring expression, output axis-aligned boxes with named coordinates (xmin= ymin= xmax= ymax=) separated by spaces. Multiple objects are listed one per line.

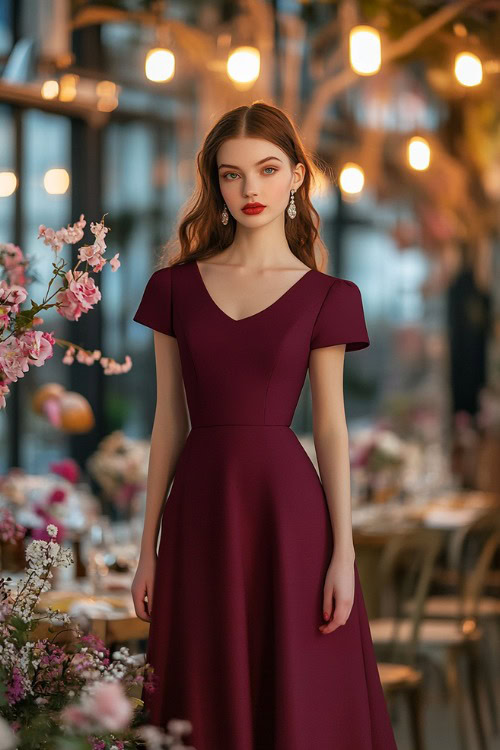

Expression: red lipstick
xmin=242 ymin=202 xmax=266 ymax=215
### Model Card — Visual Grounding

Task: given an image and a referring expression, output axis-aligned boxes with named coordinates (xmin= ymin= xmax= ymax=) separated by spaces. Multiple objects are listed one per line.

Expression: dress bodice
xmin=133 ymin=260 xmax=369 ymax=428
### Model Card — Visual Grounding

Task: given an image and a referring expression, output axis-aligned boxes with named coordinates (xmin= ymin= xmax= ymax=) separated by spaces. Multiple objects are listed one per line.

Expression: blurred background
xmin=1 ymin=2 xmax=500 ymax=748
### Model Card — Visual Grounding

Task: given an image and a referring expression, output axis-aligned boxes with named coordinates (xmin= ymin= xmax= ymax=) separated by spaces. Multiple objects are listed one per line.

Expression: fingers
xmin=132 ymin=582 xmax=152 ymax=623
xmin=146 ymin=581 xmax=153 ymax=617
xmin=319 ymin=599 xmax=352 ymax=634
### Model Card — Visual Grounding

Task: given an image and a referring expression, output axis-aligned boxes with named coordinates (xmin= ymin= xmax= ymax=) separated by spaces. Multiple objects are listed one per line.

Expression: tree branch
xmin=301 ymin=0 xmax=481 ymax=150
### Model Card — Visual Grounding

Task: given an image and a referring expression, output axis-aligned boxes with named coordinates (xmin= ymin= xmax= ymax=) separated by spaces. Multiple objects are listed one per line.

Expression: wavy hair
xmin=158 ymin=100 xmax=331 ymax=271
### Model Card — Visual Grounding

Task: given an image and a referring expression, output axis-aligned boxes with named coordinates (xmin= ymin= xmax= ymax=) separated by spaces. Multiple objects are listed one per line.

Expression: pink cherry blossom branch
xmin=0 ymin=213 xmax=132 ymax=410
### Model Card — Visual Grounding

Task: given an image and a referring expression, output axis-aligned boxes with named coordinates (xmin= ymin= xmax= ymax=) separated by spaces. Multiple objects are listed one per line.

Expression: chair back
xmin=449 ymin=509 xmax=500 ymax=619
xmin=377 ymin=527 xmax=444 ymax=665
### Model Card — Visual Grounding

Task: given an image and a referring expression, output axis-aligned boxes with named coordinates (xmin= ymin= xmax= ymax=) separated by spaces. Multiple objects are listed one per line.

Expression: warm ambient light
xmin=145 ymin=48 xmax=175 ymax=83
xmin=0 ymin=171 xmax=17 ymax=197
xmin=96 ymin=80 xmax=119 ymax=111
xmin=454 ymin=52 xmax=483 ymax=86
xmin=44 ymin=169 xmax=70 ymax=195
xmin=407 ymin=136 xmax=431 ymax=171
xmin=349 ymin=26 xmax=381 ymax=76
xmin=339 ymin=163 xmax=365 ymax=194
xmin=227 ymin=46 xmax=260 ymax=84
xmin=41 ymin=80 xmax=59 ymax=99
xmin=59 ymin=74 xmax=78 ymax=102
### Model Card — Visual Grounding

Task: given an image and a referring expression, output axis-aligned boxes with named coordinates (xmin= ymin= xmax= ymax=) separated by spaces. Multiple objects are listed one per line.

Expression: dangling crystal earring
xmin=287 ymin=189 xmax=296 ymax=219
xmin=221 ymin=203 xmax=229 ymax=225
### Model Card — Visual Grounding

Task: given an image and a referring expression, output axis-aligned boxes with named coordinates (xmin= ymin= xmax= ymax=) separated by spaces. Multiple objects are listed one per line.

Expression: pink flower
xmin=0 ymin=281 xmax=28 ymax=311
xmin=0 ymin=382 xmax=10 ymax=409
xmin=0 ymin=508 xmax=26 ymax=543
xmin=110 ymin=253 xmax=120 ymax=271
xmin=78 ymin=244 xmax=101 ymax=265
xmin=61 ymin=681 xmax=133 ymax=733
xmin=49 ymin=458 xmax=81 ymax=484
xmin=56 ymin=270 xmax=101 ymax=321
xmin=38 ymin=215 xmax=86 ymax=252
xmin=62 ymin=345 xmax=76 ymax=364
xmin=20 ymin=330 xmax=55 ymax=367
xmin=7 ymin=667 xmax=25 ymax=705
xmin=47 ymin=488 xmax=67 ymax=505
xmin=0 ymin=337 xmax=30 ymax=381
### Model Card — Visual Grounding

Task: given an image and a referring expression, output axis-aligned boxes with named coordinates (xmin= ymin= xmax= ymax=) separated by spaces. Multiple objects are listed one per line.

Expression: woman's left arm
xmin=309 ymin=343 xmax=356 ymax=635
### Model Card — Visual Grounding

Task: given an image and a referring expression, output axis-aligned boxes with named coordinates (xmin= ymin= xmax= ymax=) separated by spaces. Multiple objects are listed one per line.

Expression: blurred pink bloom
xmin=7 ymin=667 xmax=25 ymax=705
xmin=49 ymin=458 xmax=81 ymax=484
xmin=61 ymin=681 xmax=133 ymax=733
xmin=0 ymin=382 xmax=10 ymax=408
xmin=0 ymin=508 xmax=26 ymax=543
xmin=47 ymin=488 xmax=67 ymax=505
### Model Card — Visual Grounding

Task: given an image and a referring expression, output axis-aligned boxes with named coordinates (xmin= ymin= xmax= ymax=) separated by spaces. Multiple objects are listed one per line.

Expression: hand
xmin=131 ymin=552 xmax=157 ymax=623
xmin=318 ymin=553 xmax=355 ymax=634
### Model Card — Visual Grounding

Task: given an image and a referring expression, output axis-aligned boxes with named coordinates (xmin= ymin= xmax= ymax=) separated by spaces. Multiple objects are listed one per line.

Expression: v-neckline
xmin=192 ymin=260 xmax=313 ymax=323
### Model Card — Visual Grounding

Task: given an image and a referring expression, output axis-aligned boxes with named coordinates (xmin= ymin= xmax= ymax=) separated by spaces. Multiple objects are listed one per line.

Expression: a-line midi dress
xmin=133 ymin=259 xmax=398 ymax=750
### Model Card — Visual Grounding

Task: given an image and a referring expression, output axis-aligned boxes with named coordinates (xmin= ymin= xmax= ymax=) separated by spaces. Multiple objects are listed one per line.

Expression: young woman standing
xmin=132 ymin=101 xmax=398 ymax=750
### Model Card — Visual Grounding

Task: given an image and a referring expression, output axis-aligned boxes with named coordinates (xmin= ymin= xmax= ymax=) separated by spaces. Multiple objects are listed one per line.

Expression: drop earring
xmin=287 ymin=189 xmax=296 ymax=219
xmin=221 ymin=203 xmax=229 ymax=225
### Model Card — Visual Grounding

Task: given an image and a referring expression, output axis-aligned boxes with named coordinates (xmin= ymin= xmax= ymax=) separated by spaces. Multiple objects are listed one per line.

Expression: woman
xmin=132 ymin=101 xmax=398 ymax=749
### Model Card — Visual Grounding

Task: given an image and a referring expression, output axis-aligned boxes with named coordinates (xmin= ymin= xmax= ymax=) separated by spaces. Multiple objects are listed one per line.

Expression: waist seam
xmin=191 ymin=423 xmax=291 ymax=429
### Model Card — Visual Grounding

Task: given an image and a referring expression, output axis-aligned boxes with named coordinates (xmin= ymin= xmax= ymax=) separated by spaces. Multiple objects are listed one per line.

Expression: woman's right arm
xmin=132 ymin=331 xmax=189 ymax=622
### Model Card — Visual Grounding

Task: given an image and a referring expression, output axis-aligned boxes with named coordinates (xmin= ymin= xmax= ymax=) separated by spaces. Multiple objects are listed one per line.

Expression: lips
xmin=242 ymin=203 xmax=266 ymax=215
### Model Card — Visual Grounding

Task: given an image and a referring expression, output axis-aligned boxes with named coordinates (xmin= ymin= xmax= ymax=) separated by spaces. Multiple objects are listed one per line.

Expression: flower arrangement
xmin=350 ymin=425 xmax=409 ymax=504
xmin=86 ymin=432 xmax=150 ymax=519
xmin=0 ymin=522 xmax=196 ymax=749
xmin=0 ymin=214 xmax=132 ymax=411
xmin=0 ymin=467 xmax=98 ymax=546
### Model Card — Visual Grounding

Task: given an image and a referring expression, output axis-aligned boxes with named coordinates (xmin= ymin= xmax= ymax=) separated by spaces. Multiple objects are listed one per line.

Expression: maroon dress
xmin=133 ymin=260 xmax=398 ymax=750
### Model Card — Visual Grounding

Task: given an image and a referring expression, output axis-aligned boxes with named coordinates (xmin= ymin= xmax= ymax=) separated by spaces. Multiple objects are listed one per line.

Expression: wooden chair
xmin=369 ymin=527 xmax=489 ymax=750
xmin=372 ymin=528 xmax=443 ymax=750
xmin=403 ymin=511 xmax=500 ymax=736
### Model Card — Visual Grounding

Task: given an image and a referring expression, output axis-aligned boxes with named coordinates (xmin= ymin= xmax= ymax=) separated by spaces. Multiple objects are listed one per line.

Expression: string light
xmin=0 ymin=172 xmax=17 ymax=197
xmin=349 ymin=26 xmax=381 ymax=76
xmin=454 ymin=52 xmax=483 ymax=87
xmin=44 ymin=169 xmax=70 ymax=195
xmin=41 ymin=80 xmax=59 ymax=100
xmin=227 ymin=47 xmax=260 ymax=84
xmin=145 ymin=48 xmax=175 ymax=83
xmin=407 ymin=136 xmax=431 ymax=171
xmin=339 ymin=163 xmax=365 ymax=194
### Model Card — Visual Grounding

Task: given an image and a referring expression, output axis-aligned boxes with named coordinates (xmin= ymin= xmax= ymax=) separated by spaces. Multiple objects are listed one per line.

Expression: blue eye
xmin=222 ymin=166 xmax=277 ymax=180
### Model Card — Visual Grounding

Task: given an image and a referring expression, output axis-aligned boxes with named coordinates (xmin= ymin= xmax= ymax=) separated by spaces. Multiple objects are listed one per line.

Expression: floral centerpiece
xmin=0 ymin=471 xmax=86 ymax=546
xmin=0 ymin=521 xmax=196 ymax=749
xmin=86 ymin=432 xmax=150 ymax=520
xmin=350 ymin=425 xmax=408 ymax=504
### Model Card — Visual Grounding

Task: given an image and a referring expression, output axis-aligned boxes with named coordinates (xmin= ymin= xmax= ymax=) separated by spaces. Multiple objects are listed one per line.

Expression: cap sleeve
xmin=133 ymin=266 xmax=175 ymax=337
xmin=310 ymin=278 xmax=369 ymax=352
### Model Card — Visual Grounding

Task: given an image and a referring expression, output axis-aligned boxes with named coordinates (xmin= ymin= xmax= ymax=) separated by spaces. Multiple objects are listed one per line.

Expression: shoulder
xmin=310 ymin=270 xmax=362 ymax=299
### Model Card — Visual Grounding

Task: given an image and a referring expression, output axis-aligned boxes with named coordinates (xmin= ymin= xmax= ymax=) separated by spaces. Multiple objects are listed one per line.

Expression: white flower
xmin=46 ymin=524 xmax=58 ymax=537
xmin=48 ymin=541 xmax=60 ymax=559
xmin=0 ymin=716 xmax=16 ymax=750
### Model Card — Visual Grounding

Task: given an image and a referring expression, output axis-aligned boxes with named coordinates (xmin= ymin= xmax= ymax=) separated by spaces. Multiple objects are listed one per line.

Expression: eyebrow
xmin=217 ymin=156 xmax=283 ymax=170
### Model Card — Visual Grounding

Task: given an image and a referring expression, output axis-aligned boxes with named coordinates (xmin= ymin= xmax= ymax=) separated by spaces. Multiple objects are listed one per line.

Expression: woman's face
xmin=216 ymin=137 xmax=304 ymax=227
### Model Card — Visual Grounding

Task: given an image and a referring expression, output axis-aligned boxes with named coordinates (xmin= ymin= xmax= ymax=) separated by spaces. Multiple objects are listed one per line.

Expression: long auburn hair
xmin=158 ymin=100 xmax=331 ymax=272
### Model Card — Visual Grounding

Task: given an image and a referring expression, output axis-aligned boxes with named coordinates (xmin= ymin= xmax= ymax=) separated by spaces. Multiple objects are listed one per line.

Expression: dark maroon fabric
xmin=133 ymin=261 xmax=397 ymax=750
